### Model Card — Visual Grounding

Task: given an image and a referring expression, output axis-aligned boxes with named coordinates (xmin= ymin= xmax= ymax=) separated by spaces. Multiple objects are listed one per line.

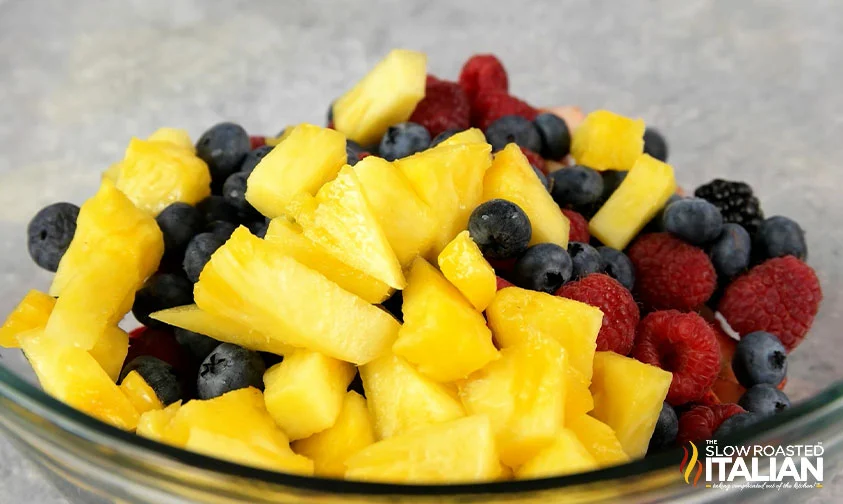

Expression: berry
xmin=556 ymin=273 xmax=639 ymax=354
xmin=566 ymin=242 xmax=604 ymax=280
xmin=378 ymin=122 xmax=431 ymax=161
xmin=714 ymin=412 xmax=759 ymax=438
xmin=196 ymin=195 xmax=239 ymax=224
xmin=512 ymin=243 xmax=572 ymax=294
xmin=597 ymin=247 xmax=635 ymax=291
xmin=709 ymin=223 xmax=752 ymax=278
xmin=484 ymin=115 xmax=542 ymax=153
xmin=468 ymin=199 xmax=532 ymax=260
xmin=327 ymin=101 xmax=334 ymax=124
xmin=601 ymin=170 xmax=628 ymax=200
xmin=677 ymin=403 xmax=746 ymax=445
xmin=206 ymin=221 xmax=237 ymax=240
xmin=27 ymin=202 xmax=80 ymax=272
xmin=120 ymin=356 xmax=182 ymax=405
xmin=550 ymin=165 xmax=604 ymax=209
xmin=643 ymin=127 xmax=668 ymax=162
xmin=129 ymin=327 xmax=147 ymax=339
xmin=195 ymin=122 xmax=250 ymax=192
xmin=183 ymin=232 xmax=228 ymax=282
xmin=249 ymin=136 xmax=266 ymax=150
xmin=632 ymin=310 xmax=720 ymax=405
xmin=238 ymin=145 xmax=273 ymax=175
xmin=261 ymin=352 xmax=284 ymax=369
xmin=156 ymin=203 xmax=205 ymax=259
xmin=348 ymin=371 xmax=365 ymax=397
xmin=471 ymin=90 xmax=538 ymax=130
xmin=648 ymin=402 xmax=679 ymax=452
xmin=247 ymin=219 xmax=268 ymax=239
xmin=346 ymin=140 xmax=368 ymax=166
xmin=409 ymin=80 xmax=471 ymax=137
xmin=533 ymin=112 xmax=570 ymax=160
xmin=738 ymin=384 xmax=791 ymax=417
xmin=717 ymin=256 xmax=821 ymax=351
xmin=532 ymin=165 xmax=551 ymax=191
xmin=754 ymin=216 xmax=807 ymax=261
xmin=694 ymin=179 xmax=764 ymax=234
xmin=222 ymin=171 xmax=261 ymax=221
xmin=627 ymin=233 xmax=717 ymax=311
xmin=458 ymin=54 xmax=508 ymax=103
xmin=174 ymin=328 xmax=220 ymax=367
xmin=496 ymin=276 xmax=515 ymax=290
xmin=125 ymin=327 xmax=188 ymax=375
xmin=197 ymin=343 xmax=266 ymax=400
xmin=561 ymin=209 xmax=590 ymax=243
xmin=520 ymin=147 xmax=546 ymax=174
xmin=732 ymin=331 xmax=787 ymax=388
xmin=132 ymin=273 xmax=194 ymax=329
xmin=381 ymin=291 xmax=403 ymax=323
xmin=662 ymin=198 xmax=724 ymax=245
xmin=430 ymin=128 xmax=461 ymax=147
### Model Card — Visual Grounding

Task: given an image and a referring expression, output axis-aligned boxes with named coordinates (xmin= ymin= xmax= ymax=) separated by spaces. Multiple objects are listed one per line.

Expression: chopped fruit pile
xmin=5 ymin=50 xmax=823 ymax=484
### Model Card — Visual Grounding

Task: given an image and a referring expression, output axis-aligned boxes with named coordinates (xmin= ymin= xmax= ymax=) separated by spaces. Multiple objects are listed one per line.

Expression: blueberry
xmin=512 ymin=243 xmax=572 ymax=294
xmin=714 ymin=413 xmax=759 ymax=439
xmin=247 ymin=219 xmax=268 ymax=238
xmin=183 ymin=232 xmax=227 ymax=282
xmin=120 ymin=356 xmax=182 ymax=405
xmin=651 ymin=194 xmax=684 ymax=232
xmin=205 ymin=221 xmax=237 ymax=240
xmin=468 ymin=199 xmax=532 ymax=260
xmin=732 ymin=331 xmax=787 ymax=388
xmin=195 ymin=122 xmax=250 ymax=192
xmin=174 ymin=328 xmax=220 ymax=367
xmin=754 ymin=216 xmax=807 ymax=261
xmin=27 ymin=202 xmax=80 ymax=272
xmin=196 ymin=196 xmax=239 ymax=224
xmin=346 ymin=140 xmax=367 ymax=166
xmin=197 ymin=343 xmax=265 ymax=400
xmin=597 ymin=247 xmax=635 ymax=291
xmin=484 ymin=115 xmax=542 ymax=153
xmin=710 ymin=223 xmax=752 ymax=278
xmin=156 ymin=203 xmax=205 ymax=259
xmin=327 ymin=101 xmax=335 ymax=124
xmin=222 ymin=171 xmax=261 ymax=221
xmin=381 ymin=291 xmax=403 ymax=323
xmin=648 ymin=402 xmax=678 ymax=452
xmin=348 ymin=371 xmax=365 ymax=397
xmin=550 ymin=165 xmax=604 ymax=209
xmin=132 ymin=273 xmax=194 ymax=328
xmin=601 ymin=170 xmax=628 ymax=200
xmin=643 ymin=127 xmax=669 ymax=162
xmin=378 ymin=122 xmax=431 ymax=161
xmin=238 ymin=145 xmax=273 ymax=176
xmin=662 ymin=197 xmax=724 ymax=245
xmin=430 ymin=128 xmax=461 ymax=147
xmin=568 ymin=242 xmax=604 ymax=280
xmin=533 ymin=113 xmax=570 ymax=160
xmin=261 ymin=352 xmax=284 ymax=368
xmin=532 ymin=165 xmax=551 ymax=191
xmin=738 ymin=384 xmax=791 ymax=417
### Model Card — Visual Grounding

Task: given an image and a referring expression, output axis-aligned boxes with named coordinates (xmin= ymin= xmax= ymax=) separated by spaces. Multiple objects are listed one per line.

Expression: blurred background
xmin=1 ymin=0 xmax=841 ymax=501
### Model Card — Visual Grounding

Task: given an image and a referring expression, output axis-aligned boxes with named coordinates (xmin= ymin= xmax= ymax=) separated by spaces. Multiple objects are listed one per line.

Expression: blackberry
xmin=694 ymin=179 xmax=764 ymax=233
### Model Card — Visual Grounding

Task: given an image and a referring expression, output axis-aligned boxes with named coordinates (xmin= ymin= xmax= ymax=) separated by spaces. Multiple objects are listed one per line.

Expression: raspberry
xmin=129 ymin=326 xmax=148 ymax=339
xmin=556 ymin=274 xmax=640 ymax=355
xmin=471 ymin=90 xmax=538 ymax=130
xmin=676 ymin=403 xmax=746 ymax=445
xmin=633 ymin=310 xmax=720 ymax=405
xmin=249 ymin=136 xmax=266 ymax=150
xmin=487 ymin=257 xmax=517 ymax=275
xmin=496 ymin=276 xmax=515 ymax=291
xmin=698 ymin=389 xmax=721 ymax=406
xmin=561 ymin=209 xmax=590 ymax=243
xmin=627 ymin=233 xmax=717 ymax=311
xmin=458 ymin=54 xmax=508 ymax=103
xmin=125 ymin=327 xmax=189 ymax=376
xmin=409 ymin=79 xmax=471 ymax=137
xmin=717 ymin=256 xmax=822 ymax=351
xmin=520 ymin=147 xmax=546 ymax=174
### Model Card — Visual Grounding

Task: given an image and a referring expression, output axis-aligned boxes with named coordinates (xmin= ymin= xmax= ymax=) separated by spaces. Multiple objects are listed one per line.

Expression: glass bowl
xmin=1 ymin=0 xmax=841 ymax=502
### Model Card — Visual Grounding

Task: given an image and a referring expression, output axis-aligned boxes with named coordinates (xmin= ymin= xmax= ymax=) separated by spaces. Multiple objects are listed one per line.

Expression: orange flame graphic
xmin=679 ymin=441 xmax=703 ymax=486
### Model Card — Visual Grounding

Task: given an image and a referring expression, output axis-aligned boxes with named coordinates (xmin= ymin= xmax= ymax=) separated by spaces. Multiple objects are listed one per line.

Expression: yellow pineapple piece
xmin=137 ymin=401 xmax=181 ymax=440
xmin=334 ymin=49 xmax=427 ymax=146
xmin=88 ymin=326 xmax=129 ymax=382
xmin=589 ymin=154 xmax=677 ymax=250
xmin=185 ymin=429 xmax=313 ymax=474
xmin=194 ymin=227 xmax=399 ymax=365
xmin=264 ymin=218 xmax=392 ymax=303
xmin=263 ymin=350 xmax=356 ymax=440
xmin=567 ymin=414 xmax=630 ymax=467
xmin=345 ymin=415 xmax=500 ymax=483
xmin=516 ymin=428 xmax=599 ymax=479
xmin=459 ymin=337 xmax=568 ymax=469
xmin=353 ymin=156 xmax=438 ymax=266
xmin=147 ymin=127 xmax=194 ymax=152
xmin=295 ymin=166 xmax=405 ymax=289
xmin=438 ymin=127 xmax=486 ymax=147
xmin=360 ymin=353 xmax=465 ymax=440
xmin=483 ymin=143 xmax=570 ymax=247
xmin=0 ymin=290 xmax=55 ymax=348
xmin=571 ymin=110 xmax=645 ymax=171
xmin=395 ymin=142 xmax=492 ymax=258
xmin=120 ymin=370 xmax=164 ymax=415
xmin=291 ymin=391 xmax=376 ymax=477
xmin=245 ymin=124 xmax=347 ymax=218
xmin=437 ymin=230 xmax=496 ymax=311
xmin=590 ymin=351 xmax=672 ymax=458
xmin=393 ymin=258 xmax=498 ymax=382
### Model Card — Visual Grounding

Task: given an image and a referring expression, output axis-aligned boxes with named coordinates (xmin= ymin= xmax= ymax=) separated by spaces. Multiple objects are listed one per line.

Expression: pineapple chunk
xmin=393 ymin=258 xmax=498 ymax=382
xmin=360 ymin=353 xmax=465 ymax=440
xmin=571 ymin=110 xmax=645 ymax=171
xmin=295 ymin=166 xmax=406 ymax=289
xmin=194 ymin=227 xmax=399 ymax=365
xmin=291 ymin=391 xmax=376 ymax=477
xmin=120 ymin=370 xmax=164 ymax=415
xmin=0 ymin=290 xmax=55 ymax=348
xmin=334 ymin=49 xmax=427 ymax=146
xmin=567 ymin=414 xmax=630 ymax=467
xmin=395 ymin=142 xmax=492 ymax=258
xmin=438 ymin=128 xmax=486 ymax=147
xmin=516 ymin=429 xmax=599 ymax=479
xmin=263 ymin=350 xmax=356 ymax=440
xmin=353 ymin=156 xmax=438 ymax=266
xmin=590 ymin=351 xmax=672 ymax=458
xmin=459 ymin=337 xmax=568 ymax=469
xmin=264 ymin=218 xmax=392 ymax=304
xmin=88 ymin=326 xmax=129 ymax=382
xmin=137 ymin=401 xmax=181 ymax=440
xmin=345 ymin=415 xmax=500 ymax=483
xmin=185 ymin=429 xmax=313 ymax=474
xmin=245 ymin=124 xmax=347 ymax=218
xmin=483 ymin=144 xmax=570 ymax=247
xmin=147 ymin=127 xmax=194 ymax=152
xmin=437 ymin=230 xmax=496 ymax=311
xmin=589 ymin=154 xmax=676 ymax=250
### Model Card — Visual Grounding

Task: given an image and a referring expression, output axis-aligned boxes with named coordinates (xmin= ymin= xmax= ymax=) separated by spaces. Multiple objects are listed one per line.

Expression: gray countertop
xmin=1 ymin=0 xmax=842 ymax=502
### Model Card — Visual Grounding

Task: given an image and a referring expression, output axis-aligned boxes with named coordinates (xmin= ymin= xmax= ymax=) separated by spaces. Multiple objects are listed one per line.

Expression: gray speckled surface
xmin=1 ymin=0 xmax=842 ymax=502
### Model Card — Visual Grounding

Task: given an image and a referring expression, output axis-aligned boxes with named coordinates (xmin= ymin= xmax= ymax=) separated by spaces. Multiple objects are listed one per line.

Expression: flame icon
xmin=679 ymin=441 xmax=703 ymax=486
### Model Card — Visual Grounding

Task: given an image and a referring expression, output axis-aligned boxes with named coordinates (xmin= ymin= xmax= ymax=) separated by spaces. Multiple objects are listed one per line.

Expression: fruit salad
xmin=5 ymin=50 xmax=822 ymax=484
